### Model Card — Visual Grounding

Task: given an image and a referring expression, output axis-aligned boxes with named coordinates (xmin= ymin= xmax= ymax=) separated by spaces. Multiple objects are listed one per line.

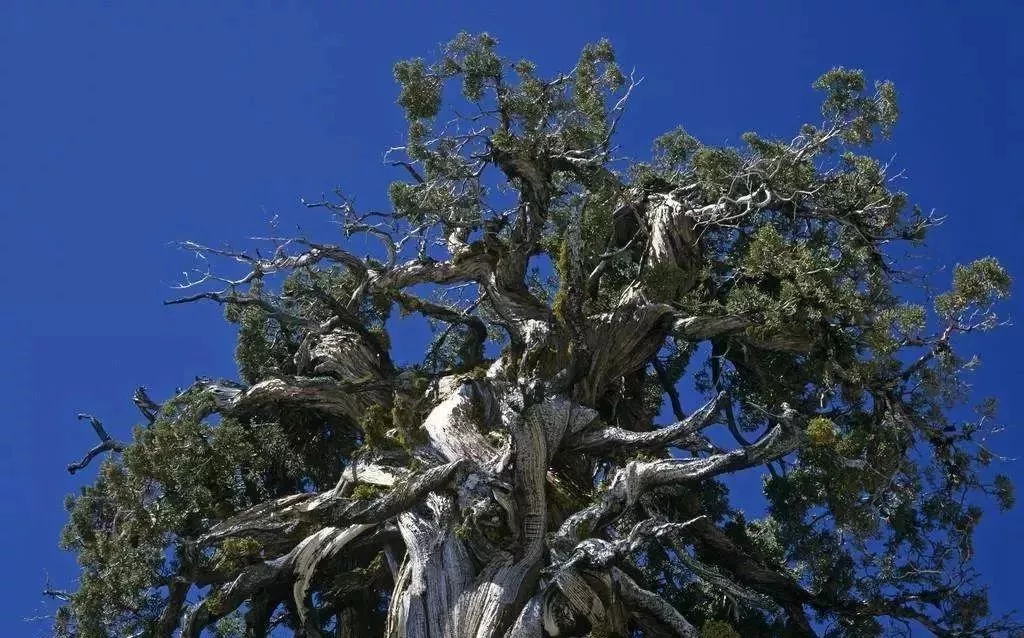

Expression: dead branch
xmin=66 ymin=414 xmax=126 ymax=475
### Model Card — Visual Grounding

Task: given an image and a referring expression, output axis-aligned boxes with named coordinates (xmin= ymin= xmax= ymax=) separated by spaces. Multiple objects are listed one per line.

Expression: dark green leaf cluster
xmin=56 ymin=390 xmax=311 ymax=638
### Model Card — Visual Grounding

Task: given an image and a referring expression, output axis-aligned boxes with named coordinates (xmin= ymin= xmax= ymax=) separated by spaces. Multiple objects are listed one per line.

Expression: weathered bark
xmin=168 ymin=340 xmax=804 ymax=637
xmin=71 ymin=229 xmax=826 ymax=637
xmin=62 ymin=206 xmax=925 ymax=638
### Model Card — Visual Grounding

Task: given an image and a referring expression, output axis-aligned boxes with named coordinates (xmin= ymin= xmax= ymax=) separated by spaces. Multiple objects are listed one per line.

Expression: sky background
xmin=1 ymin=1 xmax=1022 ymax=635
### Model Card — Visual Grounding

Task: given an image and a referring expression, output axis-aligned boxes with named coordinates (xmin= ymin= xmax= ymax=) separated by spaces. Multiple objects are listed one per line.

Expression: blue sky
xmin=2 ymin=1 xmax=1021 ymax=635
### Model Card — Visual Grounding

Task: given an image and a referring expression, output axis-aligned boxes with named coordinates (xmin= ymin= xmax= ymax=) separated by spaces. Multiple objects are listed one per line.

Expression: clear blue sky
xmin=2 ymin=1 xmax=1021 ymax=635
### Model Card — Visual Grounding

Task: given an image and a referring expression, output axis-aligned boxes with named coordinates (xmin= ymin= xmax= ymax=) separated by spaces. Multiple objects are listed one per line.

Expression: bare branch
xmin=66 ymin=414 xmax=126 ymax=475
xmin=555 ymin=414 xmax=803 ymax=553
xmin=132 ymin=387 xmax=160 ymax=424
xmin=199 ymin=459 xmax=470 ymax=546
xmin=568 ymin=392 xmax=724 ymax=453
xmin=651 ymin=356 xmax=686 ymax=421
xmin=42 ymin=588 xmax=71 ymax=602
xmin=613 ymin=567 xmax=700 ymax=637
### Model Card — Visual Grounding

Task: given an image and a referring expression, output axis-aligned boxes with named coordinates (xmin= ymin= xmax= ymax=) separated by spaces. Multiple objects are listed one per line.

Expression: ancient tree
xmin=55 ymin=34 xmax=1018 ymax=637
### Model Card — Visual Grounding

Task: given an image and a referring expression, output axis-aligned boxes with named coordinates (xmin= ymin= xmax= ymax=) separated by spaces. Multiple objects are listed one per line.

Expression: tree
xmin=52 ymin=33 xmax=1019 ymax=637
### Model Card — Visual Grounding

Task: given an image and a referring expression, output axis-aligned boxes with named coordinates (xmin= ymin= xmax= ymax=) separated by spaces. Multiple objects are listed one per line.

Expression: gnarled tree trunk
xmin=52 ymin=33 xmax=1018 ymax=638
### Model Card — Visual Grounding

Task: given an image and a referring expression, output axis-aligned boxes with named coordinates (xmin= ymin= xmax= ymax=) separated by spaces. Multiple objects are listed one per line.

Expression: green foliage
xmin=393 ymin=58 xmax=442 ymax=120
xmin=566 ymin=38 xmax=623 ymax=148
xmin=213 ymin=613 xmax=246 ymax=638
xmin=645 ymin=260 xmax=693 ymax=303
xmin=442 ymin=32 xmax=502 ymax=102
xmin=552 ymin=237 xmax=571 ymax=323
xmin=57 ymin=388 xmax=308 ymax=637
xmin=993 ymin=474 xmax=1015 ymax=511
xmin=701 ymin=620 xmax=741 ymax=638
xmin=224 ymin=283 xmax=279 ymax=384
xmin=351 ymin=483 xmax=387 ymax=500
xmin=212 ymin=536 xmax=264 ymax=572
xmin=654 ymin=126 xmax=701 ymax=169
xmin=814 ymin=67 xmax=898 ymax=143
xmin=692 ymin=146 xmax=744 ymax=198
xmin=357 ymin=384 xmax=430 ymax=455
xmin=806 ymin=416 xmax=839 ymax=449
xmin=935 ymin=257 xmax=1012 ymax=320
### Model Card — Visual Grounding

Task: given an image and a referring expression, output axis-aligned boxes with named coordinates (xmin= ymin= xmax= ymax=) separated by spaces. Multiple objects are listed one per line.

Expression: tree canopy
xmin=53 ymin=33 xmax=1018 ymax=637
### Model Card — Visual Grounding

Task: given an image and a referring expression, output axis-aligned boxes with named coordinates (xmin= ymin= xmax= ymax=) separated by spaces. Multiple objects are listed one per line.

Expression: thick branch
xmin=421 ymin=379 xmax=500 ymax=467
xmin=613 ymin=567 xmax=700 ymax=637
xmin=651 ymin=356 xmax=686 ymax=421
xmin=183 ymin=460 xmax=471 ymax=636
xmin=200 ymin=459 xmax=469 ymax=546
xmin=198 ymin=374 xmax=389 ymax=425
xmin=555 ymin=418 xmax=802 ymax=552
xmin=132 ymin=387 xmax=160 ymax=424
xmin=568 ymin=392 xmax=724 ymax=453
xmin=154 ymin=581 xmax=189 ymax=638
xmin=618 ymin=192 xmax=702 ymax=306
